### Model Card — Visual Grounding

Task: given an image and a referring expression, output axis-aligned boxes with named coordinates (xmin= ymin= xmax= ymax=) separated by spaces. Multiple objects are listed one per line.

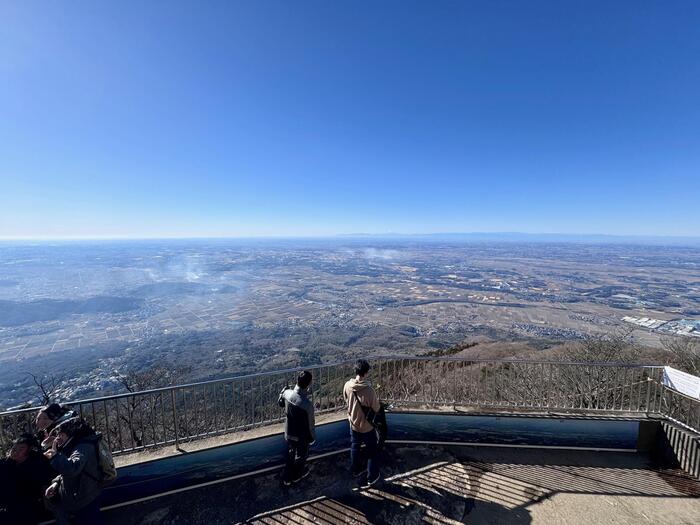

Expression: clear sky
xmin=1 ymin=1 xmax=699 ymax=239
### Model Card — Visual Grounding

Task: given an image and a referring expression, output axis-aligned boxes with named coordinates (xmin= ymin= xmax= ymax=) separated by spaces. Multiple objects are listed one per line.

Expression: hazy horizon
xmin=2 ymin=231 xmax=700 ymax=245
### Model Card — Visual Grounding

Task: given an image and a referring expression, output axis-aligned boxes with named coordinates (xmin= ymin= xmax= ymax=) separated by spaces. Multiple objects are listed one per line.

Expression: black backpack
xmin=373 ymin=404 xmax=389 ymax=450
xmin=352 ymin=393 xmax=389 ymax=448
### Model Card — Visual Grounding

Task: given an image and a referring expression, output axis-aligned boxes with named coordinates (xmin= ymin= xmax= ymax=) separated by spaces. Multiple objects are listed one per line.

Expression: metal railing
xmin=0 ymin=361 xmax=355 ymax=456
xmin=1 ymin=357 xmax=697 ymax=456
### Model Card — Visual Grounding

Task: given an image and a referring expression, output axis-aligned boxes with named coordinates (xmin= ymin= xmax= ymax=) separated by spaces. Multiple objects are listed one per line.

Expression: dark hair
xmin=297 ymin=370 xmax=312 ymax=390
xmin=354 ymin=359 xmax=371 ymax=377
xmin=13 ymin=433 xmax=40 ymax=452
xmin=55 ymin=417 xmax=94 ymax=440
xmin=40 ymin=403 xmax=66 ymax=421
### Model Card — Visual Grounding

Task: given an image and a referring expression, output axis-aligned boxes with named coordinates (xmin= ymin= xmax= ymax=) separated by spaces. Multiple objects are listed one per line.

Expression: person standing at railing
xmin=343 ymin=359 xmax=381 ymax=488
xmin=277 ymin=370 xmax=316 ymax=486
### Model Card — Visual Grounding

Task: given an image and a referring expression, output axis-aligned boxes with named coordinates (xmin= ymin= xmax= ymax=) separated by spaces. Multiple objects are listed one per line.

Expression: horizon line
xmin=1 ymin=231 xmax=700 ymax=242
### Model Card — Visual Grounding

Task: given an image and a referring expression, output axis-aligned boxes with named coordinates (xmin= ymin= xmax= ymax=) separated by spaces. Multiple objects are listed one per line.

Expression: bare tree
xmin=549 ymin=329 xmax=651 ymax=411
xmin=661 ymin=336 xmax=700 ymax=376
xmin=560 ymin=328 xmax=638 ymax=364
xmin=26 ymin=372 xmax=63 ymax=405
xmin=116 ymin=365 xmax=190 ymax=394
xmin=113 ymin=364 xmax=192 ymax=448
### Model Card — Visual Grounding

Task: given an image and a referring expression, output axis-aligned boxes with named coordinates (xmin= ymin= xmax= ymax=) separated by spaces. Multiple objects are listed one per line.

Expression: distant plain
xmin=0 ymin=239 xmax=698 ymax=408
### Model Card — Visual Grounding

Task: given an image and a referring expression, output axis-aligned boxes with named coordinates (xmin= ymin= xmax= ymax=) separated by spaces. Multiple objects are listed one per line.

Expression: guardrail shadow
xmin=237 ymin=445 xmax=700 ymax=525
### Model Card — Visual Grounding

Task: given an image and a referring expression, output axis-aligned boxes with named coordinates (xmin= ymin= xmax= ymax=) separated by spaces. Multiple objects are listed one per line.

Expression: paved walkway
xmin=104 ymin=445 xmax=700 ymax=524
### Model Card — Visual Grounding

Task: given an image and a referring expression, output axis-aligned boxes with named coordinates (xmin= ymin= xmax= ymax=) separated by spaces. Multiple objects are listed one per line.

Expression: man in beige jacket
xmin=343 ymin=359 xmax=381 ymax=487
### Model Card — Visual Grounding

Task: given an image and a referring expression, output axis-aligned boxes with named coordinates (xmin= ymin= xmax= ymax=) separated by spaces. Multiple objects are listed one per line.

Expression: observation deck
xmin=2 ymin=357 xmax=699 ymax=524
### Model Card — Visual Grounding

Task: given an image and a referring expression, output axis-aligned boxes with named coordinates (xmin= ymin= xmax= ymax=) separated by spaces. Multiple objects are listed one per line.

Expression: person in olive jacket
xmin=343 ymin=359 xmax=382 ymax=487
xmin=44 ymin=418 xmax=103 ymax=525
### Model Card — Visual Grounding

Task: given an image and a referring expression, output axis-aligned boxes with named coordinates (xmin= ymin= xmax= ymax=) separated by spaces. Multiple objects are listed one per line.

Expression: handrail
xmin=0 ymin=357 xmax=665 ymax=416
xmin=0 ymin=359 xmax=358 ymax=416
xmin=0 ymin=357 xmax=695 ymax=456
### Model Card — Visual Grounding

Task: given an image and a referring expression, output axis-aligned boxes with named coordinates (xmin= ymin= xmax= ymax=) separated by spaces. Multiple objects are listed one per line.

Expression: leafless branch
xmin=26 ymin=372 xmax=63 ymax=405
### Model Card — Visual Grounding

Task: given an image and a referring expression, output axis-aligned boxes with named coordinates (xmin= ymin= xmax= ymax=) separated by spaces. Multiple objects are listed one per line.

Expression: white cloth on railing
xmin=662 ymin=366 xmax=700 ymax=400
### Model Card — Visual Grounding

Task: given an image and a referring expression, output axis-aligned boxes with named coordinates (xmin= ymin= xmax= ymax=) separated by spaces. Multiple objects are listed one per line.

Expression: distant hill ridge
xmin=338 ymin=232 xmax=700 ymax=245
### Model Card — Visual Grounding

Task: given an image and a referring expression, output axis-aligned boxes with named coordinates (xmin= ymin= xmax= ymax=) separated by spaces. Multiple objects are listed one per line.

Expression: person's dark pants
xmin=350 ymin=429 xmax=379 ymax=481
xmin=1 ymin=508 xmax=35 ymax=525
xmin=283 ymin=439 xmax=309 ymax=482
xmin=70 ymin=498 xmax=103 ymax=525
xmin=1 ymin=503 xmax=44 ymax=525
xmin=50 ymin=495 xmax=103 ymax=525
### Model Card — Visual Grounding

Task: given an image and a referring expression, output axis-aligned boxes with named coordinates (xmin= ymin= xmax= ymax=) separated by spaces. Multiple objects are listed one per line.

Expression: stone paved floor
xmin=104 ymin=445 xmax=700 ymax=524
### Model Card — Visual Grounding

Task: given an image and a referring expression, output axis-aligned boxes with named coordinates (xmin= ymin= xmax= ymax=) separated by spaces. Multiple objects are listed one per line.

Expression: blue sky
xmin=1 ymin=1 xmax=699 ymax=239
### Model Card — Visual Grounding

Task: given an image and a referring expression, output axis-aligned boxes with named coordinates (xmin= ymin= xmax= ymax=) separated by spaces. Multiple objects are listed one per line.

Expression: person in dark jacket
xmin=277 ymin=370 xmax=315 ymax=486
xmin=0 ymin=454 xmax=22 ymax=523
xmin=44 ymin=418 xmax=103 ymax=525
xmin=6 ymin=433 xmax=55 ymax=524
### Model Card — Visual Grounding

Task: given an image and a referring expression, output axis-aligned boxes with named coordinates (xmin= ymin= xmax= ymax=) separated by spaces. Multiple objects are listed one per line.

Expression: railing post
xmin=171 ymin=389 xmax=180 ymax=449
xmin=645 ymin=377 xmax=652 ymax=415
xmin=452 ymin=361 xmax=457 ymax=407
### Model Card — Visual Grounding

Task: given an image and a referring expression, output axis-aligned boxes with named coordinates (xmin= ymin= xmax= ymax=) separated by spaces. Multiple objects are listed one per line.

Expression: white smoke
xmin=140 ymin=254 xmax=207 ymax=282
xmin=142 ymin=268 xmax=159 ymax=281
xmin=170 ymin=255 xmax=206 ymax=282
xmin=362 ymin=248 xmax=400 ymax=260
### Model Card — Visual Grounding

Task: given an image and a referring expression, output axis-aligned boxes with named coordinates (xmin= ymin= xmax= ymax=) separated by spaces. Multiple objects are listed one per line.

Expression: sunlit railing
xmin=0 ymin=361 xmax=355 ymax=455
xmin=1 ymin=357 xmax=697 ymax=456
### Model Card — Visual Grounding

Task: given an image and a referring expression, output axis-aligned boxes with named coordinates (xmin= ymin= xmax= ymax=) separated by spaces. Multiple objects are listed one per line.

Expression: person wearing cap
xmin=44 ymin=418 xmax=103 ymax=525
xmin=35 ymin=404 xmax=75 ymax=452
